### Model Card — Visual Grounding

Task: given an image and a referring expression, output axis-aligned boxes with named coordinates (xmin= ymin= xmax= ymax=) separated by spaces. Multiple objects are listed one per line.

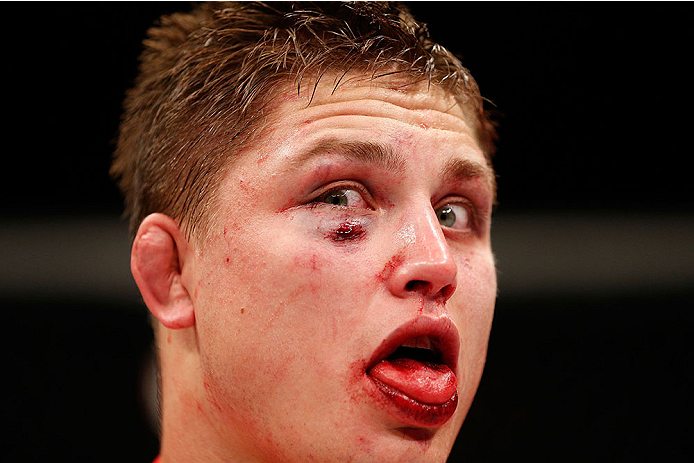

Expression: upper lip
xmin=365 ymin=315 xmax=460 ymax=375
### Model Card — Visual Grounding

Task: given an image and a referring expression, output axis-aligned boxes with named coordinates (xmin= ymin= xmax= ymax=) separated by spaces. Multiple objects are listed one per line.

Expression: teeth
xmin=400 ymin=336 xmax=434 ymax=351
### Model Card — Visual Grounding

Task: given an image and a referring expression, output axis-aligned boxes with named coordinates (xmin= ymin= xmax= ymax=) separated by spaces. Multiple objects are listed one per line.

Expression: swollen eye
xmin=435 ymin=203 xmax=470 ymax=230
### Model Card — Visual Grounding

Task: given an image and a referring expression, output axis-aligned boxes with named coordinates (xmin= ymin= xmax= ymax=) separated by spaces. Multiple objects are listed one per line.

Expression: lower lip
xmin=367 ymin=375 xmax=458 ymax=427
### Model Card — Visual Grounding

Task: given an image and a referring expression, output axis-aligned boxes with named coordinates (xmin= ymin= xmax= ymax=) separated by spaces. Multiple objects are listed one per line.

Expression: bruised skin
xmin=171 ymin=76 xmax=496 ymax=462
xmin=326 ymin=218 xmax=367 ymax=242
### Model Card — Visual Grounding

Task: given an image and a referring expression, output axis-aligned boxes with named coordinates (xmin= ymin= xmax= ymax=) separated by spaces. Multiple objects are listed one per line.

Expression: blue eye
xmin=435 ymin=203 xmax=470 ymax=230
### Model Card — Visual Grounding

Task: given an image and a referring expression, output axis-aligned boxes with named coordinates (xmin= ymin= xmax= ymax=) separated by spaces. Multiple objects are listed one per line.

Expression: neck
xmin=156 ymin=329 xmax=262 ymax=462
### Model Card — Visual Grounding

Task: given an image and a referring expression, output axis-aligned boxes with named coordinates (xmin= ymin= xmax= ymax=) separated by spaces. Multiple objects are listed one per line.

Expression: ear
xmin=131 ymin=213 xmax=195 ymax=329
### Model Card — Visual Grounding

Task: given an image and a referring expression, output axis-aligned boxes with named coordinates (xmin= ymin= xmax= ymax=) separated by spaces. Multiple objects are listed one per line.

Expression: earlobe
xmin=131 ymin=213 xmax=196 ymax=329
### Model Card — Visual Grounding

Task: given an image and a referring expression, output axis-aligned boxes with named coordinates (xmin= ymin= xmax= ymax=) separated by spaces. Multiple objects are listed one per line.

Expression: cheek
xmin=193 ymin=242 xmax=378 ymax=436
xmin=456 ymin=248 xmax=497 ymax=303
xmin=195 ymin=219 xmax=378 ymax=358
xmin=453 ymin=249 xmax=496 ymax=367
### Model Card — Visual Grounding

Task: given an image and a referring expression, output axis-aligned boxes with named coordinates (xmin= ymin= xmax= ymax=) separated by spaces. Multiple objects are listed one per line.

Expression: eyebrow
xmin=439 ymin=157 xmax=497 ymax=194
xmin=289 ymin=138 xmax=406 ymax=173
xmin=290 ymin=136 xmax=497 ymax=198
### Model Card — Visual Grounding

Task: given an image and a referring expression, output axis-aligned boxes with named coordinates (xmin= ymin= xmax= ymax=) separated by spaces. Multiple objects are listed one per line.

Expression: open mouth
xmin=365 ymin=318 xmax=460 ymax=427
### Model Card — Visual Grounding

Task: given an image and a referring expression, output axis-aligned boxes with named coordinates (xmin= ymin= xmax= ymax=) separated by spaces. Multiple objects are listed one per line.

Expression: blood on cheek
xmin=323 ymin=218 xmax=367 ymax=242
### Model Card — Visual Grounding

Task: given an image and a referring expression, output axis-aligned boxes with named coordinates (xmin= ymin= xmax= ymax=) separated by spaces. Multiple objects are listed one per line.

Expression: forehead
xmin=274 ymin=75 xmax=476 ymax=132
xmin=253 ymin=75 xmax=489 ymax=169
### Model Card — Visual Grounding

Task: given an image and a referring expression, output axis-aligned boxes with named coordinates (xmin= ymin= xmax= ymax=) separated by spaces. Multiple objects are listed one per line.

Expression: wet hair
xmin=111 ymin=1 xmax=497 ymax=241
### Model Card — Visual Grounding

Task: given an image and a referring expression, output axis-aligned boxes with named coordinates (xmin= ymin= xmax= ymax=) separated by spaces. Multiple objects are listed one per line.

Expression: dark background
xmin=2 ymin=2 xmax=692 ymax=462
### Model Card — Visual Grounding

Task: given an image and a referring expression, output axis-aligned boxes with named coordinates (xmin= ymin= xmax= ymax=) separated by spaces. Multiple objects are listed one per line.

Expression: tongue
xmin=368 ymin=358 xmax=457 ymax=405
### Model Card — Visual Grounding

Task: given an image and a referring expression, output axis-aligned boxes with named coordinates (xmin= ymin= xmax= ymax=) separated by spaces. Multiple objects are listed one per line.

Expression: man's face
xmin=189 ymin=77 xmax=497 ymax=461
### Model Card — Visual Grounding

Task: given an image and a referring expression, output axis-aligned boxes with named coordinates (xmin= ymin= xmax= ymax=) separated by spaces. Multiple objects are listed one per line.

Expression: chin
xmin=354 ymin=423 xmax=460 ymax=463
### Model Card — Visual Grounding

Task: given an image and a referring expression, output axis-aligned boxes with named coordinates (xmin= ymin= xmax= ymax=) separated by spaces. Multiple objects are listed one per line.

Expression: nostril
xmin=439 ymin=284 xmax=455 ymax=302
xmin=405 ymin=280 xmax=456 ymax=302
xmin=405 ymin=280 xmax=431 ymax=293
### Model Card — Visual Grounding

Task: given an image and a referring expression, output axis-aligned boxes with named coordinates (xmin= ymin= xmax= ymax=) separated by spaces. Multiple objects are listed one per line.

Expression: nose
xmin=384 ymin=205 xmax=458 ymax=303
